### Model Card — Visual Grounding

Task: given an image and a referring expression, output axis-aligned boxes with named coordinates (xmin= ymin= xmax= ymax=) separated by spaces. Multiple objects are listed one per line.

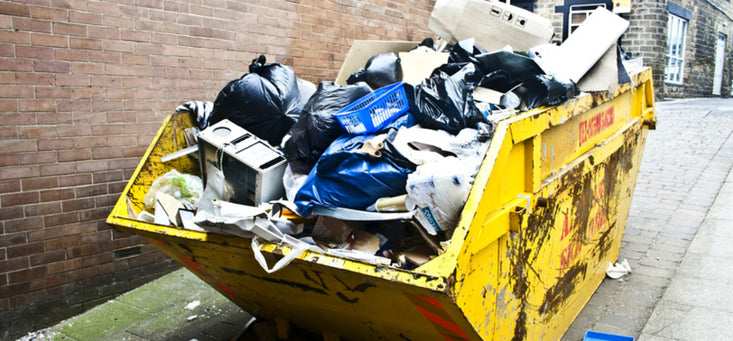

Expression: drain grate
xmin=114 ymin=246 xmax=142 ymax=259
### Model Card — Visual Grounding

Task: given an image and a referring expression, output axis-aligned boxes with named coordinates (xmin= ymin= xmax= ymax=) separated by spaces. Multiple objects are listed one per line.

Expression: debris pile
xmin=137 ymin=4 xmax=636 ymax=272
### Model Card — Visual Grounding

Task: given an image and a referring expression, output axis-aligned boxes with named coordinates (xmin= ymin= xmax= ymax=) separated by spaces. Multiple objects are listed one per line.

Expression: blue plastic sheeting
xmin=294 ymin=131 xmax=416 ymax=218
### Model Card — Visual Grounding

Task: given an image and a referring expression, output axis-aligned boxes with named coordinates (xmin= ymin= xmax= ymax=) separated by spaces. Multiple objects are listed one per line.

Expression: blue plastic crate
xmin=335 ymin=82 xmax=409 ymax=134
xmin=584 ymin=331 xmax=635 ymax=341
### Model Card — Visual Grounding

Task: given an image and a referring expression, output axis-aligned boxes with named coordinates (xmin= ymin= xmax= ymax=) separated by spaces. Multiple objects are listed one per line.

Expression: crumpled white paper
xmin=184 ymin=300 xmax=200 ymax=310
xmin=606 ymin=259 xmax=631 ymax=279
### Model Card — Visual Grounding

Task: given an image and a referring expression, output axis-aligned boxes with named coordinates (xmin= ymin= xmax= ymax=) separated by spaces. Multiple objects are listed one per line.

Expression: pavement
xmin=17 ymin=98 xmax=733 ymax=341
xmin=563 ymin=97 xmax=733 ymax=341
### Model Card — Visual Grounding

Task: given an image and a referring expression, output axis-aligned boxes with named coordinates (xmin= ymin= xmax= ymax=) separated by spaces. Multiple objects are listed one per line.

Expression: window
xmin=665 ymin=13 xmax=688 ymax=84
xmin=555 ymin=0 xmax=613 ymax=40
xmin=569 ymin=4 xmax=606 ymax=34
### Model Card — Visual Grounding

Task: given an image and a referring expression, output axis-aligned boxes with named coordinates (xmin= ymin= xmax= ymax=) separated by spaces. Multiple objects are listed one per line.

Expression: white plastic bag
xmin=197 ymin=164 xmax=233 ymax=215
xmin=405 ymin=157 xmax=473 ymax=235
xmin=391 ymin=126 xmax=489 ymax=171
xmin=143 ymin=169 xmax=203 ymax=210
xmin=282 ymin=164 xmax=308 ymax=202
xmin=192 ymin=199 xmax=310 ymax=273
xmin=251 ymin=236 xmax=310 ymax=274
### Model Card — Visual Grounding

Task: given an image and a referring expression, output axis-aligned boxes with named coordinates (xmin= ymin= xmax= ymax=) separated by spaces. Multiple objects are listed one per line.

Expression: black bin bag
xmin=473 ymin=51 xmax=545 ymax=92
xmin=518 ymin=74 xmax=579 ymax=110
xmin=409 ymin=64 xmax=490 ymax=135
xmin=347 ymin=53 xmax=403 ymax=90
xmin=283 ymin=81 xmax=373 ymax=169
xmin=209 ymin=55 xmax=303 ymax=146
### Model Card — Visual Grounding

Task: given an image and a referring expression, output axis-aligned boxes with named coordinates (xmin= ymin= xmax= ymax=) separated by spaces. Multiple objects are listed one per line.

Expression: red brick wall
xmin=0 ymin=0 xmax=435 ymax=337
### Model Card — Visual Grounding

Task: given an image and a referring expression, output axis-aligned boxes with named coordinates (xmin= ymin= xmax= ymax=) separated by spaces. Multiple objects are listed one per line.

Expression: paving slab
xmin=674 ymin=252 xmax=733 ymax=282
xmin=641 ymin=303 xmax=733 ymax=341
xmin=53 ymin=300 xmax=149 ymax=341
xmin=114 ymin=270 xmax=207 ymax=314
xmin=639 ymin=163 xmax=733 ymax=341
xmin=29 ymin=269 xmax=249 ymax=341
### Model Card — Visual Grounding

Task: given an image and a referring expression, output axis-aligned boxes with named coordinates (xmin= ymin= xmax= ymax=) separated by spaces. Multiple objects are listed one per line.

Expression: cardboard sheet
xmin=155 ymin=192 xmax=185 ymax=227
xmin=535 ymin=8 xmax=629 ymax=83
xmin=577 ymin=43 xmax=619 ymax=93
xmin=398 ymin=51 xmax=449 ymax=85
xmin=335 ymin=40 xmax=418 ymax=85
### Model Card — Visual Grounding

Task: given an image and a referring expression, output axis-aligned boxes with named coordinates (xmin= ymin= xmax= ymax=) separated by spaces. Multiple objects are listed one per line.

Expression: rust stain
xmin=398 ymin=332 xmax=414 ymax=340
xmin=332 ymin=276 xmax=376 ymax=303
xmin=540 ymin=263 xmax=587 ymax=315
xmin=336 ymin=292 xmax=360 ymax=303
xmin=219 ymin=265 xmax=329 ymax=296
xmin=590 ymin=222 xmax=615 ymax=263
xmin=506 ymin=124 xmax=644 ymax=339
xmin=219 ymin=266 xmax=247 ymax=275
xmin=509 ymin=198 xmax=555 ymax=341
xmin=258 ymin=276 xmax=329 ymax=296
xmin=177 ymin=242 xmax=193 ymax=254
xmin=531 ymin=124 xmax=644 ymax=332
xmin=302 ymin=269 xmax=329 ymax=290
xmin=589 ymin=126 xmax=641 ymax=262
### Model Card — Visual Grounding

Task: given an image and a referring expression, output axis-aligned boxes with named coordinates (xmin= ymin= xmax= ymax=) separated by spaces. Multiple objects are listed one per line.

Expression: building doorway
xmin=713 ymin=33 xmax=726 ymax=96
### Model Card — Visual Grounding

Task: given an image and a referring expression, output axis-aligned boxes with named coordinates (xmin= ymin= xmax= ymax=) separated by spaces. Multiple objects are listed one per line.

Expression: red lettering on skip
xmin=579 ymin=108 xmax=615 ymax=145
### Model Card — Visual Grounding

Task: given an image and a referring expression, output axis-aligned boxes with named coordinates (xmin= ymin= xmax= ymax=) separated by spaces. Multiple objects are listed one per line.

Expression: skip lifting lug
xmin=510 ymin=194 xmax=532 ymax=232
xmin=643 ymin=118 xmax=656 ymax=129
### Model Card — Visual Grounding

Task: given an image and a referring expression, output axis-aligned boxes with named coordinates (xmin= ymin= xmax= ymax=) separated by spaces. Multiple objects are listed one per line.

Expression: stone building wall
xmin=532 ymin=0 xmax=733 ymax=98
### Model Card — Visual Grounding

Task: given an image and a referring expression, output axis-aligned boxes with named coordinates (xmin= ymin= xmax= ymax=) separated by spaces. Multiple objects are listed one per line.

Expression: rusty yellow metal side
xmin=112 ymin=215 xmax=480 ymax=341
xmin=109 ymin=113 xmax=480 ymax=340
xmin=108 ymin=69 xmax=656 ymax=341
xmin=108 ymin=112 xmax=210 ymax=243
xmin=493 ymin=122 xmax=648 ymax=341
xmin=451 ymin=69 xmax=656 ymax=341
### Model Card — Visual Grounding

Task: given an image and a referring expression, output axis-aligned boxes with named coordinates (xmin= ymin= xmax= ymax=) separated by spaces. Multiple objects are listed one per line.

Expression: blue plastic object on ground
xmin=335 ymin=82 xmax=409 ymax=134
xmin=584 ymin=331 xmax=635 ymax=341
